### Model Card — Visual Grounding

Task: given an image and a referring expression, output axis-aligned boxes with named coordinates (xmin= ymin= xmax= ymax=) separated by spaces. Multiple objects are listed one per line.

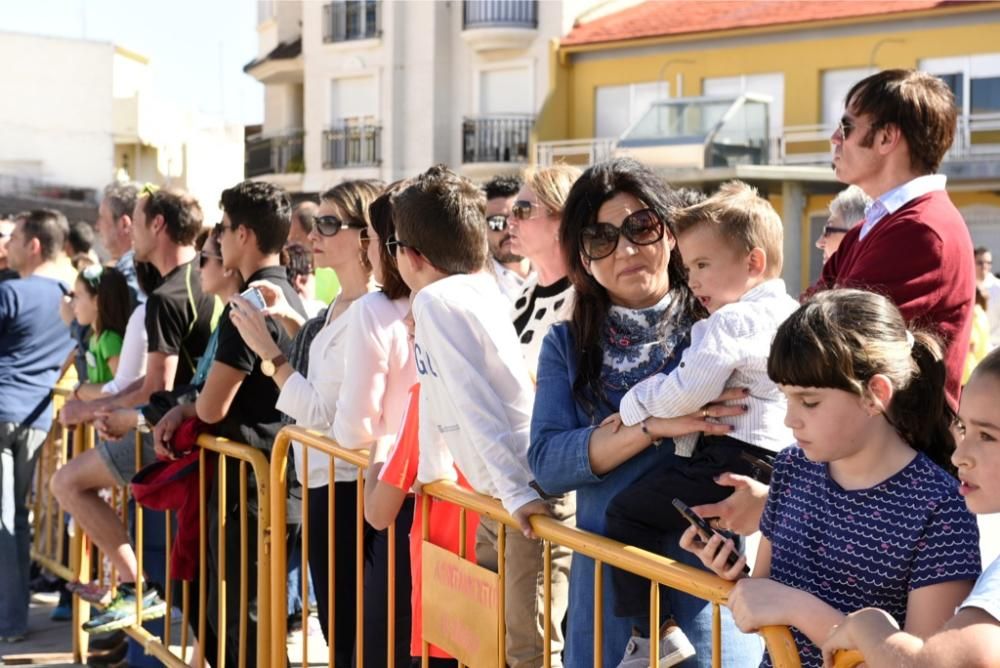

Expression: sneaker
xmin=87 ymin=629 xmax=126 ymax=651
xmin=82 ymin=584 xmax=167 ymax=634
xmin=616 ymin=621 xmax=696 ymax=668
xmin=50 ymin=602 xmax=72 ymax=621
xmin=67 ymin=580 xmax=112 ymax=606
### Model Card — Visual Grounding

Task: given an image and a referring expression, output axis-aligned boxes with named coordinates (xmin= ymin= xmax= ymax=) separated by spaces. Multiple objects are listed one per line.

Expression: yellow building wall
xmin=541 ymin=7 xmax=1000 ymax=141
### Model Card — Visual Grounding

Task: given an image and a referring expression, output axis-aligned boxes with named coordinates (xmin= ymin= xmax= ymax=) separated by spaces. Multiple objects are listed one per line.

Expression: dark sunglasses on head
xmin=486 ymin=215 xmax=508 ymax=232
xmin=580 ymin=208 xmax=665 ymax=261
xmin=822 ymin=224 xmax=852 ymax=237
xmin=199 ymin=250 xmax=223 ymax=268
xmin=315 ymin=215 xmax=364 ymax=237
xmin=511 ymin=200 xmax=549 ymax=221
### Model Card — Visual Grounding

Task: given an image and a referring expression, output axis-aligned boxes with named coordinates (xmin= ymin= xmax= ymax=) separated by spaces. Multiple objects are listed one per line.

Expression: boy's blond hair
xmin=674 ymin=180 xmax=784 ymax=278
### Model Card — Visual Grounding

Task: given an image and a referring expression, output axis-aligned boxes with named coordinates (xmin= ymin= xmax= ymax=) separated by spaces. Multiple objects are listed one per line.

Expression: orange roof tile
xmin=562 ymin=0 xmax=977 ymax=47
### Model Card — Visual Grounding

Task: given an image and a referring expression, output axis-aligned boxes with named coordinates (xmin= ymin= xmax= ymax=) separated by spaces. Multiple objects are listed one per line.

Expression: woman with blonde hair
xmin=509 ymin=163 xmax=581 ymax=373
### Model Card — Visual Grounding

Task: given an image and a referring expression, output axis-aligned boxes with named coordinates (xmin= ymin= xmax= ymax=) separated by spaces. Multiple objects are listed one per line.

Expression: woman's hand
xmin=643 ymin=386 xmax=750 ymax=440
xmin=690 ymin=472 xmax=770 ymax=536
xmin=250 ymin=280 xmax=305 ymax=336
xmin=679 ymin=525 xmax=748 ymax=580
xmin=228 ymin=295 xmax=283 ymax=361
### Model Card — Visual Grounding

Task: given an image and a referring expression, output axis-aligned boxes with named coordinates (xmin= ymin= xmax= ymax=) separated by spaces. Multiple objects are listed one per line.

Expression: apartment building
xmin=243 ymin=0 xmax=610 ymax=193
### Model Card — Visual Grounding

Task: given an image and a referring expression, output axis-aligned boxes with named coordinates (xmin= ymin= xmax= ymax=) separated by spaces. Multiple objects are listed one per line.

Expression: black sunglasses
xmin=384 ymin=235 xmax=420 ymax=257
xmin=199 ymin=251 xmax=223 ymax=268
xmin=486 ymin=215 xmax=508 ymax=232
xmin=315 ymin=215 xmax=364 ymax=237
xmin=511 ymin=200 xmax=550 ymax=221
xmin=580 ymin=209 xmax=665 ymax=260
xmin=822 ymin=224 xmax=852 ymax=237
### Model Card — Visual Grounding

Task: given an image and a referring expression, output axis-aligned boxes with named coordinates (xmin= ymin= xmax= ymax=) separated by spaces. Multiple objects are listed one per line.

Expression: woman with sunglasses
xmin=527 ymin=158 xmax=762 ymax=667
xmin=228 ymin=180 xmax=381 ymax=666
xmin=508 ymin=164 xmax=581 ymax=376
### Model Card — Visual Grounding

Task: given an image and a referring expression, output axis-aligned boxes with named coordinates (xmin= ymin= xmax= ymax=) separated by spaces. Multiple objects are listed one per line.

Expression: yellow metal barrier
xmin=29 ymin=384 xmax=75 ymax=581
xmin=271 ymin=425 xmax=864 ymax=668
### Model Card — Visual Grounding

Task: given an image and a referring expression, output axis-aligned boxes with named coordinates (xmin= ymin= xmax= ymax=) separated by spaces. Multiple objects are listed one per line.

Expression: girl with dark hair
xmin=528 ymin=158 xmax=761 ymax=667
xmin=71 ymin=265 xmax=131 ymax=394
xmin=684 ymin=289 xmax=981 ymax=668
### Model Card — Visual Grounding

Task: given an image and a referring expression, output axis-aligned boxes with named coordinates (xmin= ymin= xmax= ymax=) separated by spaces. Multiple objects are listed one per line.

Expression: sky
xmin=0 ymin=0 xmax=264 ymax=126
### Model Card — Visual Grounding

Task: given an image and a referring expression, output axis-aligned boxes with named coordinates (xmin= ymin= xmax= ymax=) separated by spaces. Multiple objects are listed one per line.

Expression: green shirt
xmin=86 ymin=329 xmax=124 ymax=384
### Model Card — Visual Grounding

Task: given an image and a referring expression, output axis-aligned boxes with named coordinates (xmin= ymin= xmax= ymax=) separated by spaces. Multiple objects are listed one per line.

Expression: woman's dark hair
xmin=77 ymin=266 xmax=131 ymax=339
xmin=368 ymin=180 xmax=411 ymax=301
xmin=134 ymin=261 xmax=162 ymax=298
xmin=769 ymin=288 xmax=955 ymax=473
xmin=559 ymin=157 xmax=703 ymax=415
xmin=282 ymin=242 xmax=314 ymax=285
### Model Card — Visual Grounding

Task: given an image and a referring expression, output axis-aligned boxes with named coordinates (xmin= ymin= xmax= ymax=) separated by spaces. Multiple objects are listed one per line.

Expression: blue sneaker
xmin=50 ymin=603 xmax=72 ymax=621
xmin=82 ymin=584 xmax=167 ymax=634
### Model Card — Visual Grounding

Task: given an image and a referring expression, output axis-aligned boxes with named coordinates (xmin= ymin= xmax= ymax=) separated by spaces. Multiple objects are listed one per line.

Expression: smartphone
xmin=672 ymin=498 xmax=750 ymax=575
xmin=239 ymin=287 xmax=266 ymax=311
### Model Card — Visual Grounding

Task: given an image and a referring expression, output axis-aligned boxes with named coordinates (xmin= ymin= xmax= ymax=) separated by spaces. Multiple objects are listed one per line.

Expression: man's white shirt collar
xmin=859 ymin=174 xmax=947 ymax=240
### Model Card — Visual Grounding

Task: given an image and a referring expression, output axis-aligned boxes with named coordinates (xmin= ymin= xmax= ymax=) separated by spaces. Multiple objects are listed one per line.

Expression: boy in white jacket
xmin=391 ymin=165 xmax=563 ymax=668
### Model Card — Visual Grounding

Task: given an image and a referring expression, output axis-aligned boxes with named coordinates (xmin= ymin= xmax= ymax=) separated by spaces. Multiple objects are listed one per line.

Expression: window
xmin=822 ymin=67 xmax=874 ymax=127
xmin=595 ymin=82 xmax=667 ymax=138
xmin=703 ymin=73 xmax=784 ymax=138
xmin=479 ymin=66 xmax=533 ymax=115
xmin=330 ymin=76 xmax=377 ymax=123
xmin=323 ymin=0 xmax=380 ymax=42
xmin=921 ymin=54 xmax=1000 ymax=115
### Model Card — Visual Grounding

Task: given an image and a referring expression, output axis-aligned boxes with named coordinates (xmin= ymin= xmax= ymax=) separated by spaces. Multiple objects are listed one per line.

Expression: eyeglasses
xmin=836 ymin=116 xmax=882 ymax=141
xmin=511 ymin=200 xmax=549 ymax=221
xmin=580 ymin=209 xmax=665 ymax=260
xmin=976 ymin=259 xmax=993 ymax=267
xmin=384 ymin=235 xmax=419 ymax=257
xmin=822 ymin=224 xmax=852 ymax=237
xmin=315 ymin=215 xmax=364 ymax=237
xmin=486 ymin=215 xmax=508 ymax=232
xmin=199 ymin=251 xmax=223 ymax=268
xmin=215 ymin=222 xmax=236 ymax=234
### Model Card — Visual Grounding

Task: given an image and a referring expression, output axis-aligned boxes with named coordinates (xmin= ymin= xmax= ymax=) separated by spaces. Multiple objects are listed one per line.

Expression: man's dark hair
xmin=846 ymin=69 xmax=957 ymax=174
xmin=675 ymin=187 xmax=707 ymax=208
xmin=975 ymin=245 xmax=991 ymax=257
xmin=103 ymin=182 xmax=139 ymax=222
xmin=67 ymin=221 xmax=95 ymax=255
xmin=392 ymin=165 xmax=487 ymax=275
xmin=282 ymin=243 xmax=314 ymax=285
xmin=292 ymin=201 xmax=317 ymax=235
xmin=484 ymin=174 xmax=522 ymax=201
xmin=21 ymin=209 xmax=69 ymax=261
xmin=219 ymin=180 xmax=292 ymax=255
xmin=142 ymin=188 xmax=204 ymax=246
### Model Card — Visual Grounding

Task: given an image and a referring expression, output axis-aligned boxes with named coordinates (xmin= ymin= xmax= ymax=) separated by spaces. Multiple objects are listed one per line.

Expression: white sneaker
xmin=616 ymin=622 xmax=697 ymax=668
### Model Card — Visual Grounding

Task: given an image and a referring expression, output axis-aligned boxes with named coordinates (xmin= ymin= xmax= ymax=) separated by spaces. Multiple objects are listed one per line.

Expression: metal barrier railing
xmin=29 ymin=397 xmax=272 ymax=667
xmin=271 ymin=425 xmax=864 ymax=668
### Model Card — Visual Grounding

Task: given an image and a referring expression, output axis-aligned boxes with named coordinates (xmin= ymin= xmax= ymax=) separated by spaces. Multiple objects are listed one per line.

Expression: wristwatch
xmin=261 ymin=354 xmax=288 ymax=378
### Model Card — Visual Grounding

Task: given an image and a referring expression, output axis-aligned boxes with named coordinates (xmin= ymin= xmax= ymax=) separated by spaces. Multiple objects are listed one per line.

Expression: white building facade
xmin=245 ymin=0 xmax=607 ymax=191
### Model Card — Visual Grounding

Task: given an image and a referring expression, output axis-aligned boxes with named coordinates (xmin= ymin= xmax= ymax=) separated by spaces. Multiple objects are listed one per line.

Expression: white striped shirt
xmin=618 ymin=279 xmax=798 ymax=456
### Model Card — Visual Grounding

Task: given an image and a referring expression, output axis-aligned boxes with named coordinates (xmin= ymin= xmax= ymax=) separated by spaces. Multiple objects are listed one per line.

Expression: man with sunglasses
xmin=814 ymin=185 xmax=869 ymax=265
xmin=484 ymin=174 xmax=534 ymax=302
xmin=806 ymin=68 xmax=975 ymax=410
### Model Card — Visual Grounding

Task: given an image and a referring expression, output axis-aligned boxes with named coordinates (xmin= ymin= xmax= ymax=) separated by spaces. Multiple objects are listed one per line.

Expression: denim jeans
xmin=0 ymin=422 xmax=47 ymax=636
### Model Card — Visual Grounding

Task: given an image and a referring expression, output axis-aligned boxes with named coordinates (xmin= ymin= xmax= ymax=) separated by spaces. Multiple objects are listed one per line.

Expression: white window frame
xmin=472 ymin=59 xmax=536 ymax=117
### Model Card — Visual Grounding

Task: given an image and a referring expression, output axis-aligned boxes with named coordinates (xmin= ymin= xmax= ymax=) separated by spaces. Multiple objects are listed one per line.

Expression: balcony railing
xmin=323 ymin=119 xmax=382 ymax=168
xmin=323 ymin=0 xmax=380 ymax=43
xmin=463 ymin=115 xmax=533 ymax=164
xmin=463 ymin=0 xmax=538 ymax=29
xmin=245 ymin=130 xmax=304 ymax=178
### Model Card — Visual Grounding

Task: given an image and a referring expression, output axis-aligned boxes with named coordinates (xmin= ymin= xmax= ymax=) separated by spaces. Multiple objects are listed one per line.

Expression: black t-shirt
xmin=145 ymin=259 xmax=216 ymax=387
xmin=210 ymin=265 xmax=306 ymax=453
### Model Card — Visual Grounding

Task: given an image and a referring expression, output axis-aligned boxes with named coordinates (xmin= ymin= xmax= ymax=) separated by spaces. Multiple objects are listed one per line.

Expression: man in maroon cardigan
xmin=805 ymin=69 xmax=974 ymax=410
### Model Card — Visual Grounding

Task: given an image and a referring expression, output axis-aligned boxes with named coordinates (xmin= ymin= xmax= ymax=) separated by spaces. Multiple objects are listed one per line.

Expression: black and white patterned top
xmin=511 ymin=275 xmax=575 ymax=375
